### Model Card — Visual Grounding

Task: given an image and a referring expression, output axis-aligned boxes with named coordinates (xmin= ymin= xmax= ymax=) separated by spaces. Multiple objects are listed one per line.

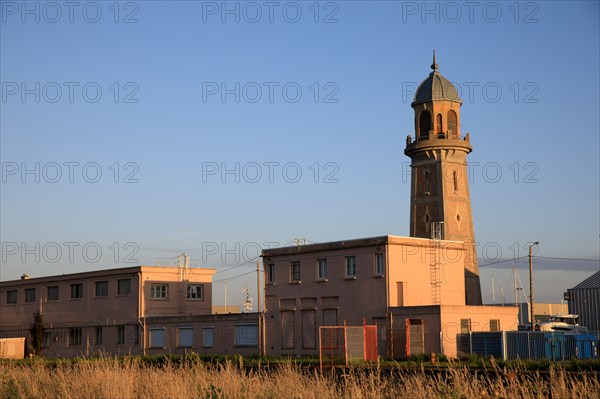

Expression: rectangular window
xmin=235 ymin=323 xmax=258 ymax=346
xmin=317 ymin=259 xmax=327 ymax=280
xmin=345 ymin=256 xmax=356 ymax=277
xmin=7 ymin=290 xmax=17 ymax=304
xmin=290 ymin=261 xmax=301 ymax=282
xmin=25 ymin=288 xmax=36 ymax=303
xmin=424 ymin=170 xmax=430 ymax=194
xmin=203 ymin=326 xmax=214 ymax=347
xmin=267 ymin=263 xmax=275 ymax=284
xmin=489 ymin=319 xmax=500 ymax=332
xmin=150 ymin=284 xmax=168 ymax=299
xmin=94 ymin=326 xmax=103 ymax=345
xmin=116 ymin=325 xmax=125 ymax=345
xmin=118 ymin=279 xmax=131 ymax=295
xmin=95 ymin=281 xmax=108 ymax=297
xmin=47 ymin=286 xmax=59 ymax=301
xmin=453 ymin=170 xmax=458 ymax=192
xmin=461 ymin=319 xmax=472 ymax=333
xmin=134 ymin=325 xmax=139 ymax=345
xmin=186 ymin=284 xmax=204 ymax=300
xmin=178 ymin=327 xmax=193 ymax=348
xmin=70 ymin=283 xmax=83 ymax=299
xmin=149 ymin=328 xmax=165 ymax=348
xmin=69 ymin=328 xmax=82 ymax=346
xmin=42 ymin=331 xmax=52 ymax=348
xmin=374 ymin=253 xmax=384 ymax=276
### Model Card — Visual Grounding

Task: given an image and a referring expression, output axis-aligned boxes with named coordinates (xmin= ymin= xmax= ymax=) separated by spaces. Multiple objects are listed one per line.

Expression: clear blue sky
xmin=1 ymin=1 xmax=599 ymax=307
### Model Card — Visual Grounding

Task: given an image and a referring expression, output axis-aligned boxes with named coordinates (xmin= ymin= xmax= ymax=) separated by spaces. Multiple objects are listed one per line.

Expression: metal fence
xmin=458 ymin=331 xmax=599 ymax=360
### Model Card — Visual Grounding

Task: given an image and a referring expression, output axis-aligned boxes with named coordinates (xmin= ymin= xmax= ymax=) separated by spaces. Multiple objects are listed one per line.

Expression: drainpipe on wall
xmin=137 ymin=271 xmax=146 ymax=356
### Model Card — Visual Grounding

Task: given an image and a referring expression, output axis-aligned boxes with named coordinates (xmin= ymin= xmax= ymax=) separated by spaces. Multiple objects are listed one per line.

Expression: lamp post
xmin=529 ymin=241 xmax=539 ymax=331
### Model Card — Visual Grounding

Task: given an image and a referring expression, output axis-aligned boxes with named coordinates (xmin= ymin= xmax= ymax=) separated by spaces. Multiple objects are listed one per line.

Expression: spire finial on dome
xmin=431 ymin=49 xmax=439 ymax=71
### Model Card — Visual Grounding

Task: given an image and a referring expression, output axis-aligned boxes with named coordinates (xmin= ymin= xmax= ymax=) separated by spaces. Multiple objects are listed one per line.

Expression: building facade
xmin=0 ymin=266 xmax=260 ymax=357
xmin=261 ymin=235 xmax=517 ymax=358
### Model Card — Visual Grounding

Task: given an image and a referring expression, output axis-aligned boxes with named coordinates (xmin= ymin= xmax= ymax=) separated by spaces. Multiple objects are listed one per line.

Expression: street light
xmin=529 ymin=241 xmax=539 ymax=331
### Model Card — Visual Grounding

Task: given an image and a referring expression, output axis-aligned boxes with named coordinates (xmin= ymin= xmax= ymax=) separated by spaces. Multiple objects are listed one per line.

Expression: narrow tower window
xmin=447 ymin=110 xmax=457 ymax=137
xmin=419 ymin=111 xmax=431 ymax=139
xmin=436 ymin=114 xmax=443 ymax=136
xmin=424 ymin=170 xmax=430 ymax=194
xmin=453 ymin=171 xmax=458 ymax=192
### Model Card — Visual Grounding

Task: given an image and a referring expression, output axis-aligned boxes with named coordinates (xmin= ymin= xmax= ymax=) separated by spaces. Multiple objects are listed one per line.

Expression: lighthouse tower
xmin=404 ymin=51 xmax=483 ymax=305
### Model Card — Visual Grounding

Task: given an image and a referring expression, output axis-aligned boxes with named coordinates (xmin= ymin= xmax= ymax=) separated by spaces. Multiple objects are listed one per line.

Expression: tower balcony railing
xmin=406 ymin=131 xmax=471 ymax=145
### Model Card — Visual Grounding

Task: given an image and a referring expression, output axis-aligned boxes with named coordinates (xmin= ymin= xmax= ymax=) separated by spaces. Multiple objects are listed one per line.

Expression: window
xmin=235 ymin=323 xmax=258 ymax=346
xmin=317 ymin=259 xmax=327 ymax=280
xmin=345 ymin=256 xmax=356 ymax=277
xmin=42 ymin=331 xmax=52 ymax=348
xmin=453 ymin=171 xmax=458 ymax=192
xmin=490 ymin=319 xmax=500 ymax=332
xmin=116 ymin=325 xmax=125 ymax=345
xmin=118 ymin=279 xmax=131 ymax=295
xmin=70 ymin=283 xmax=83 ymax=299
xmin=447 ymin=110 xmax=457 ymax=135
xmin=69 ymin=328 xmax=82 ymax=346
xmin=178 ymin=327 xmax=193 ymax=348
xmin=203 ymin=326 xmax=214 ymax=347
xmin=374 ymin=253 xmax=384 ymax=276
xmin=150 ymin=284 xmax=168 ymax=299
xmin=47 ymin=286 xmax=59 ymax=301
xmin=95 ymin=281 xmax=108 ymax=297
xmin=424 ymin=170 xmax=430 ymax=194
xmin=186 ymin=284 xmax=204 ymax=300
xmin=419 ymin=110 xmax=431 ymax=139
xmin=94 ymin=326 xmax=103 ymax=345
xmin=436 ymin=113 xmax=443 ymax=135
xmin=290 ymin=261 xmax=301 ymax=282
xmin=149 ymin=328 xmax=165 ymax=348
xmin=461 ymin=319 xmax=472 ymax=333
xmin=25 ymin=288 xmax=36 ymax=303
xmin=134 ymin=325 xmax=139 ymax=345
xmin=267 ymin=263 xmax=275 ymax=284
xmin=7 ymin=290 xmax=17 ymax=304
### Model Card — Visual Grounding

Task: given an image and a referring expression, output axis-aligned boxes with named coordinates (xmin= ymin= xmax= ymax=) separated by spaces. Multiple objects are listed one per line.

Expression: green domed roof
xmin=412 ymin=51 xmax=462 ymax=106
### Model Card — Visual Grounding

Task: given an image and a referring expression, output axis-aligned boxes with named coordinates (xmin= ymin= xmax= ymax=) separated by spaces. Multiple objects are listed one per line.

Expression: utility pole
xmin=256 ymin=261 xmax=261 ymax=313
xmin=529 ymin=242 xmax=539 ymax=331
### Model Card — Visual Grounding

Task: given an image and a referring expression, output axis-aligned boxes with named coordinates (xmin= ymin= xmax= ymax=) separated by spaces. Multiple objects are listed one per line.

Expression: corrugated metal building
xmin=567 ymin=271 xmax=600 ymax=332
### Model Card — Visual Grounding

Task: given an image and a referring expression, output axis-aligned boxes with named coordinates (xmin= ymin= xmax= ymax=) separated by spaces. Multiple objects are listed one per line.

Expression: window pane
xmin=118 ymin=279 xmax=131 ymax=295
xmin=235 ymin=323 xmax=258 ymax=346
xmin=47 ymin=286 xmax=59 ymax=301
xmin=151 ymin=284 xmax=168 ymax=299
xmin=7 ymin=290 xmax=17 ymax=304
xmin=25 ymin=288 xmax=36 ymax=303
xmin=71 ymin=283 xmax=83 ymax=299
xmin=178 ymin=328 xmax=193 ymax=348
xmin=291 ymin=261 xmax=301 ymax=281
xmin=149 ymin=329 xmax=165 ymax=348
xmin=346 ymin=256 xmax=356 ymax=276
xmin=116 ymin=326 xmax=125 ymax=345
xmin=186 ymin=285 xmax=203 ymax=300
xmin=375 ymin=254 xmax=384 ymax=275
xmin=94 ymin=327 xmax=103 ymax=345
xmin=268 ymin=264 xmax=275 ymax=283
xmin=95 ymin=281 xmax=108 ymax=297
xmin=203 ymin=327 xmax=214 ymax=347
xmin=318 ymin=259 xmax=327 ymax=279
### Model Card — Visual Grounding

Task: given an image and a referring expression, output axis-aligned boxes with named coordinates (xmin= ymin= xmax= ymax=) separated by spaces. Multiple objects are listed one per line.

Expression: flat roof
xmin=261 ymin=235 xmax=464 ymax=257
xmin=0 ymin=265 xmax=216 ymax=287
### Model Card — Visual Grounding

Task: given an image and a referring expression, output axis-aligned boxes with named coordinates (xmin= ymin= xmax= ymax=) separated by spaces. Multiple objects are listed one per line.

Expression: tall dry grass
xmin=1 ymin=358 xmax=598 ymax=399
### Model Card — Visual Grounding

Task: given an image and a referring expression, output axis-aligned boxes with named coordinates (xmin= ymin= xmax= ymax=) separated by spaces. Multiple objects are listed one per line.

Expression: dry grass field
xmin=1 ymin=358 xmax=598 ymax=399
